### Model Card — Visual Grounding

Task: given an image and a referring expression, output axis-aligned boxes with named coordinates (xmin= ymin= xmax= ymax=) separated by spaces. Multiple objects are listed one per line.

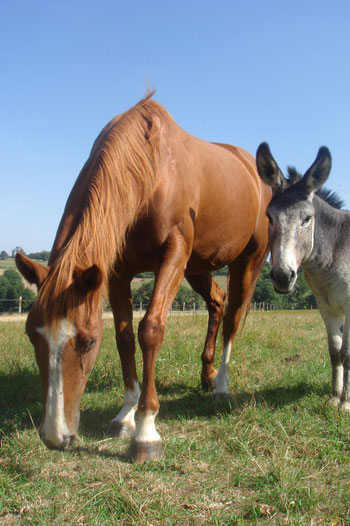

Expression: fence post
xmin=18 ymin=296 xmax=22 ymax=315
xmin=183 ymin=302 xmax=185 ymax=312
xmin=140 ymin=302 xmax=142 ymax=315
xmin=193 ymin=302 xmax=195 ymax=315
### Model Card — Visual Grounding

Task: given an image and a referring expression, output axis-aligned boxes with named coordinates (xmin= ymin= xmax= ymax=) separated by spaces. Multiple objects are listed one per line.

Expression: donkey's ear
xmin=15 ymin=252 xmax=50 ymax=288
xmin=300 ymin=146 xmax=332 ymax=195
xmin=77 ymin=265 xmax=103 ymax=293
xmin=256 ymin=142 xmax=286 ymax=191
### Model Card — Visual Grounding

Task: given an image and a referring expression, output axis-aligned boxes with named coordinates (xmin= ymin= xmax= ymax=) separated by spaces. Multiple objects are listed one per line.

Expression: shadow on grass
xmin=0 ymin=368 xmax=42 ymax=434
xmin=1 ymin=366 xmax=330 ymax=443
xmin=79 ymin=380 xmax=330 ymax=440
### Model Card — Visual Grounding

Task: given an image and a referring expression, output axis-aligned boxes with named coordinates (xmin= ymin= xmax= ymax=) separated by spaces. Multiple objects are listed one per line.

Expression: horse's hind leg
xmin=319 ymin=308 xmax=344 ymax=407
xmin=186 ymin=273 xmax=226 ymax=391
xmin=106 ymin=274 xmax=140 ymax=438
xmin=214 ymin=253 xmax=262 ymax=399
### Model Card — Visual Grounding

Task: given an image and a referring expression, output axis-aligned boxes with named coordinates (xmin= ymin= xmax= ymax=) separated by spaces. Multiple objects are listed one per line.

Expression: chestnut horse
xmin=16 ymin=95 xmax=270 ymax=462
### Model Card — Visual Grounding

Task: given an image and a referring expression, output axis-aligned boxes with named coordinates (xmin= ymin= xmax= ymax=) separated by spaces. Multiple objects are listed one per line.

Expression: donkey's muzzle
xmin=270 ymin=267 xmax=296 ymax=294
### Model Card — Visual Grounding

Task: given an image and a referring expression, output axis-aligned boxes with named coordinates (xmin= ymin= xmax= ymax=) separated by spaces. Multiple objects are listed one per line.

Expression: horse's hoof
xmin=106 ymin=420 xmax=135 ymax=438
xmin=327 ymin=396 xmax=341 ymax=408
xmin=201 ymin=377 xmax=216 ymax=392
xmin=201 ymin=369 xmax=218 ymax=392
xmin=125 ymin=439 xmax=163 ymax=463
xmin=339 ymin=401 xmax=350 ymax=413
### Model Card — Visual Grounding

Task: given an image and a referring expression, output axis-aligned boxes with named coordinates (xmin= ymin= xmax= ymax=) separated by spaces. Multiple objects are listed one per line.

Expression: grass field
xmin=1 ymin=311 xmax=349 ymax=525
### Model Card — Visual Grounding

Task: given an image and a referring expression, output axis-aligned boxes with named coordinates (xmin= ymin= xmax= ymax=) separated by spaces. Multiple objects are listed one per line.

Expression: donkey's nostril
xmin=290 ymin=270 xmax=296 ymax=280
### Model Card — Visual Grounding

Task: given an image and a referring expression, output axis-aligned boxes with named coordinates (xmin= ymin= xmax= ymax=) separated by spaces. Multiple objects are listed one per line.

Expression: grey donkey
xmin=256 ymin=142 xmax=350 ymax=412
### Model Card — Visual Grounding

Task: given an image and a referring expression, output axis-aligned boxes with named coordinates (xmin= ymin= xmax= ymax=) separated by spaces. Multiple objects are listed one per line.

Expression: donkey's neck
xmin=303 ymin=196 xmax=349 ymax=274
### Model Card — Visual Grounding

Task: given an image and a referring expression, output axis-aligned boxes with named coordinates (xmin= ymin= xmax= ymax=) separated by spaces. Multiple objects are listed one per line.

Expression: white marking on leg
xmin=214 ymin=341 xmax=232 ymax=395
xmin=111 ymin=380 xmax=140 ymax=429
xmin=37 ymin=320 xmax=76 ymax=447
xmin=133 ymin=410 xmax=161 ymax=443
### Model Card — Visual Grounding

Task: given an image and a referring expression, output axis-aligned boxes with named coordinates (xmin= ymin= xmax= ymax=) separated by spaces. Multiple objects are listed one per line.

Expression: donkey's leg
xmin=107 ymin=275 xmax=140 ymax=438
xmin=186 ymin=273 xmax=226 ymax=391
xmin=319 ymin=308 xmax=344 ymax=407
xmin=214 ymin=255 xmax=258 ymax=399
xmin=339 ymin=312 xmax=350 ymax=412
xmin=126 ymin=234 xmax=188 ymax=462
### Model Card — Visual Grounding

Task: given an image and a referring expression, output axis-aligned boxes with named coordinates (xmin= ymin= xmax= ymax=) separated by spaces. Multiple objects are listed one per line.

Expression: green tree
xmin=27 ymin=250 xmax=50 ymax=261
xmin=132 ymin=280 xmax=154 ymax=305
xmin=11 ymin=247 xmax=26 ymax=257
xmin=132 ymin=279 xmax=204 ymax=310
xmin=0 ymin=269 xmax=35 ymax=313
xmin=0 ymin=250 xmax=9 ymax=260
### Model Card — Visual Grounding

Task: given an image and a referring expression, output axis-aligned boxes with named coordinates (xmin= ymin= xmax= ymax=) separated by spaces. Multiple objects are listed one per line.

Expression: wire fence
xmin=0 ymin=298 xmax=276 ymax=317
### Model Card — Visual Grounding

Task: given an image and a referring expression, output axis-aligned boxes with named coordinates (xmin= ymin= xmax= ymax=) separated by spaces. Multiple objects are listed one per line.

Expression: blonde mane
xmin=37 ymin=95 xmax=168 ymax=326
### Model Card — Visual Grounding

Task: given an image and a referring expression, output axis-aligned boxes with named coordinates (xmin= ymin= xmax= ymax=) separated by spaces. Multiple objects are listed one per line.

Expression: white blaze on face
xmin=37 ymin=319 xmax=76 ymax=447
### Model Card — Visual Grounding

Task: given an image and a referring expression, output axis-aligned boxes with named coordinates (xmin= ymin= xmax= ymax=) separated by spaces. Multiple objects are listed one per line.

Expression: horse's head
xmin=16 ymin=253 xmax=103 ymax=450
xmin=256 ymin=143 xmax=331 ymax=293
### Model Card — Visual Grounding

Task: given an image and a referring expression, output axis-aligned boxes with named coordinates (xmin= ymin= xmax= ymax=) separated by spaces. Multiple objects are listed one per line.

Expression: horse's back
xmin=123 ymin=111 xmax=270 ymax=273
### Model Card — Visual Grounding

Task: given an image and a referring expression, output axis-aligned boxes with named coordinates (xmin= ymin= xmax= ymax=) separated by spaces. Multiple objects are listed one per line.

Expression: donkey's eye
xmin=266 ymin=213 xmax=273 ymax=225
xmin=302 ymin=215 xmax=312 ymax=226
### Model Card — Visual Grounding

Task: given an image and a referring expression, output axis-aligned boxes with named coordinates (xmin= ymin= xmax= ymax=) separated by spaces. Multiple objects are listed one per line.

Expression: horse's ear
xmin=256 ymin=142 xmax=286 ymax=191
xmin=77 ymin=265 xmax=103 ymax=293
xmin=15 ymin=252 xmax=49 ymax=288
xmin=300 ymin=146 xmax=332 ymax=195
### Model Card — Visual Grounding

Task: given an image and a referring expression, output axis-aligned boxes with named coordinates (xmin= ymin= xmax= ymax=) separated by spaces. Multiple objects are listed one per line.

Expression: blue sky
xmin=1 ymin=0 xmax=349 ymax=253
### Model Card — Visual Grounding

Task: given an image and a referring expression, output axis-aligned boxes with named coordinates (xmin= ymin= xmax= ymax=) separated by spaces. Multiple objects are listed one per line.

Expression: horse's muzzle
xmin=40 ymin=432 xmax=76 ymax=451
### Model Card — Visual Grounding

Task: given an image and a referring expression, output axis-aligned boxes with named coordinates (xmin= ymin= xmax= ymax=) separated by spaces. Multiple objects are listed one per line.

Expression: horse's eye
xmin=86 ymin=338 xmax=96 ymax=351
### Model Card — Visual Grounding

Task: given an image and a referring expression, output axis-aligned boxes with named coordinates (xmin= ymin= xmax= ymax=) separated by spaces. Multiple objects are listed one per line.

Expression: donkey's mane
xmin=287 ymin=167 xmax=344 ymax=210
xmin=37 ymin=93 xmax=168 ymax=327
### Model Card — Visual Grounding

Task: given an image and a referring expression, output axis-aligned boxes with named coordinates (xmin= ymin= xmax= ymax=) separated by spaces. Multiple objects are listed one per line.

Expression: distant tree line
xmin=0 ymin=248 xmax=50 ymax=261
xmin=132 ymin=279 xmax=204 ymax=310
xmin=132 ymin=264 xmax=317 ymax=310
xmin=26 ymin=251 xmax=51 ymax=261
xmin=0 ymin=257 xmax=316 ymax=314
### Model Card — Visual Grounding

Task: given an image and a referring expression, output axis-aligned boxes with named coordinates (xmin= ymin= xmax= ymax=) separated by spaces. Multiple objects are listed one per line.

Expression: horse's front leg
xmin=126 ymin=234 xmax=188 ymax=463
xmin=107 ymin=274 xmax=140 ymax=438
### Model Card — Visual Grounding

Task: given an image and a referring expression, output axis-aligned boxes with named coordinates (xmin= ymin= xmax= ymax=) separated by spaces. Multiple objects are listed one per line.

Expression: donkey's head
xmin=16 ymin=253 xmax=103 ymax=450
xmin=256 ymin=143 xmax=331 ymax=293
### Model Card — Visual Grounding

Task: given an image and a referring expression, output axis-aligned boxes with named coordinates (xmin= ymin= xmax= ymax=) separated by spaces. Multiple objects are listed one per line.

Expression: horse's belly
xmin=187 ymin=236 xmax=252 ymax=273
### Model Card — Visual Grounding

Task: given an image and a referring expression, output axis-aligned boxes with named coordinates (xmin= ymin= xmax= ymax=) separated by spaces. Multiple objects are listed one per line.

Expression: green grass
xmin=1 ymin=311 xmax=349 ymax=525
